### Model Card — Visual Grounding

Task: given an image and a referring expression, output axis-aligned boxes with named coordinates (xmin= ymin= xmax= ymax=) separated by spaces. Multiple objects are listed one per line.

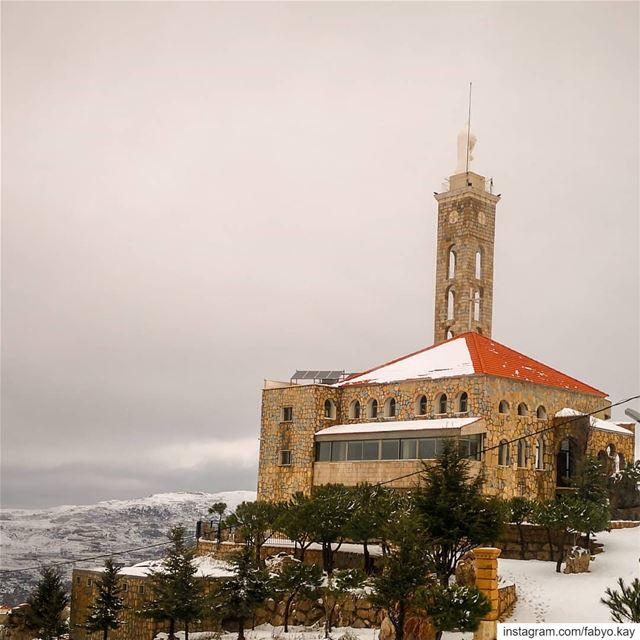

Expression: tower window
xmin=517 ymin=403 xmax=528 ymax=417
xmin=447 ymin=289 xmax=455 ymax=321
xmin=498 ymin=440 xmax=510 ymax=466
xmin=473 ymin=289 xmax=481 ymax=322
xmin=436 ymin=393 xmax=448 ymax=415
xmin=475 ymin=250 xmax=482 ymax=279
xmin=417 ymin=395 xmax=428 ymax=416
xmin=458 ymin=392 xmax=469 ymax=413
xmin=282 ymin=406 xmax=293 ymax=422
xmin=350 ymin=400 xmax=361 ymax=419
xmin=448 ymin=247 xmax=456 ymax=279
xmin=368 ymin=399 xmax=378 ymax=419
xmin=279 ymin=450 xmax=292 ymax=466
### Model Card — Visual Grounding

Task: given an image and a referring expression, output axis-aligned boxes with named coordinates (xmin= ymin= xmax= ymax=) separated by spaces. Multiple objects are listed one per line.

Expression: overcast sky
xmin=2 ymin=2 xmax=638 ymax=509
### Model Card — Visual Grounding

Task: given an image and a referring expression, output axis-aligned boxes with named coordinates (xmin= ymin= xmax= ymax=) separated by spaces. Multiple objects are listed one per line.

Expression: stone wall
xmin=257 ymin=368 xmax=631 ymax=504
xmin=197 ymin=540 xmax=373 ymax=572
xmin=498 ymin=585 xmax=517 ymax=619
xmin=69 ymin=569 xmax=218 ymax=640
xmin=433 ymin=173 xmax=499 ymax=341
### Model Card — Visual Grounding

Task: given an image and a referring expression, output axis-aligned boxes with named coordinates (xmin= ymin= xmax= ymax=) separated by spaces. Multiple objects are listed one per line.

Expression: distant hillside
xmin=0 ymin=490 xmax=255 ymax=605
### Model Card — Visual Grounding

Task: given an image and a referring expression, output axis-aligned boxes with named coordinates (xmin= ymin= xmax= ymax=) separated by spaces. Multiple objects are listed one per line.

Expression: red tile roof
xmin=340 ymin=332 xmax=607 ymax=397
xmin=460 ymin=332 xmax=607 ymax=397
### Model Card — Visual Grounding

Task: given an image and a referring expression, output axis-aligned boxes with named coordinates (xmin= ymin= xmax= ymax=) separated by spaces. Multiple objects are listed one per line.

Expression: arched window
xmin=350 ymin=400 xmax=361 ymax=419
xmin=536 ymin=405 xmax=547 ymax=420
xmin=436 ymin=393 xmax=448 ymax=415
xmin=473 ymin=289 xmax=481 ymax=322
xmin=384 ymin=397 xmax=397 ymax=418
xmin=498 ymin=440 xmax=510 ymax=466
xmin=368 ymin=399 xmax=378 ymax=419
xmin=447 ymin=289 xmax=455 ymax=321
xmin=517 ymin=403 xmax=528 ymax=417
xmin=499 ymin=400 xmax=510 ymax=414
xmin=618 ymin=453 xmax=626 ymax=470
xmin=448 ymin=247 xmax=456 ymax=279
xmin=446 ymin=328 xmax=454 ymax=340
xmin=417 ymin=395 xmax=428 ymax=416
xmin=458 ymin=392 xmax=468 ymax=413
xmin=517 ymin=440 xmax=526 ymax=468
xmin=606 ymin=443 xmax=616 ymax=457
xmin=324 ymin=399 xmax=336 ymax=419
xmin=535 ymin=438 xmax=544 ymax=470
xmin=475 ymin=249 xmax=482 ymax=279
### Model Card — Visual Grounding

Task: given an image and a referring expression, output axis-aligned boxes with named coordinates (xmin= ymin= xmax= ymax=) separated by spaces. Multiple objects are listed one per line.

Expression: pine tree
xmin=508 ymin=497 xmax=535 ymax=559
xmin=209 ymin=547 xmax=269 ymax=640
xmin=139 ymin=526 xmax=206 ymax=640
xmin=84 ymin=558 xmax=125 ymax=640
xmin=414 ymin=441 xmax=504 ymax=585
xmin=208 ymin=501 xmax=228 ymax=542
xmin=225 ymin=500 xmax=281 ymax=565
xmin=270 ymin=560 xmax=322 ymax=631
xmin=276 ymin=492 xmax=316 ymax=561
xmin=372 ymin=506 xmax=431 ymax=640
xmin=25 ymin=565 xmax=69 ymax=640
xmin=306 ymin=484 xmax=354 ymax=574
xmin=415 ymin=583 xmax=492 ymax=640
xmin=345 ymin=483 xmax=392 ymax=574
xmin=601 ymin=578 xmax=640 ymax=623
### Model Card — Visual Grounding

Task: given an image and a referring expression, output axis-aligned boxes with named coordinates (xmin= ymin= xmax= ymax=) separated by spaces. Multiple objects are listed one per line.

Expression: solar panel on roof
xmin=303 ymin=371 xmax=319 ymax=379
xmin=292 ymin=371 xmax=306 ymax=379
xmin=316 ymin=371 xmax=331 ymax=378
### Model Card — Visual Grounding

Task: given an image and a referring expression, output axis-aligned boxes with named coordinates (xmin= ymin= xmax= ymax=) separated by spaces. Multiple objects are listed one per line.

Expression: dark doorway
xmin=556 ymin=438 xmax=578 ymax=487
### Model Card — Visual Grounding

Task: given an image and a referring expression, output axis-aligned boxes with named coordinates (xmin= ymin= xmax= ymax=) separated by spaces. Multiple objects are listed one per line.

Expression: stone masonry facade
xmin=258 ymin=373 xmax=633 ymax=503
xmin=433 ymin=172 xmax=500 ymax=341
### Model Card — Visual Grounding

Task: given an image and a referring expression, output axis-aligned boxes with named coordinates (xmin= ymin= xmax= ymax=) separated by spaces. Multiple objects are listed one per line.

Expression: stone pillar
xmin=472 ymin=547 xmax=501 ymax=640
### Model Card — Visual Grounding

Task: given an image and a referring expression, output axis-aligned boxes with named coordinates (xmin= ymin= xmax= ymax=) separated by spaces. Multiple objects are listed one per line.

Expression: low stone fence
xmin=609 ymin=520 xmax=640 ymax=529
xmin=498 ymin=585 xmax=517 ymax=619
xmin=197 ymin=539 xmax=372 ymax=572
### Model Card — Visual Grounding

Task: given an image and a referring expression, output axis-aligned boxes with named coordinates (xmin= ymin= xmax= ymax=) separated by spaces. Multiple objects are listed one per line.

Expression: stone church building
xmin=257 ymin=152 xmax=635 ymax=503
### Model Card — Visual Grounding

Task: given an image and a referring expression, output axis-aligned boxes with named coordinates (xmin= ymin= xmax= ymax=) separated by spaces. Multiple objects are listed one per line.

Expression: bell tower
xmin=433 ymin=137 xmax=501 ymax=342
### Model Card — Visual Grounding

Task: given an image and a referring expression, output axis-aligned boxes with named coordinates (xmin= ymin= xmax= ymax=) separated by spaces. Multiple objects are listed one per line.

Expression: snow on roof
xmin=315 ymin=417 xmax=482 ymax=437
xmin=555 ymin=408 xmax=633 ymax=436
xmin=338 ymin=332 xmax=607 ymax=397
xmin=338 ymin=338 xmax=474 ymax=386
xmin=91 ymin=556 xmax=235 ymax=578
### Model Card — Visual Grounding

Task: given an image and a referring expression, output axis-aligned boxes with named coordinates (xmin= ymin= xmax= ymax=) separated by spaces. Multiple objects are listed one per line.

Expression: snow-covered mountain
xmin=0 ymin=490 xmax=255 ymax=606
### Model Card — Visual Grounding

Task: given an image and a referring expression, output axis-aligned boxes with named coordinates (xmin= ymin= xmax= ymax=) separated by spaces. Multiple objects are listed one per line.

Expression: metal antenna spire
xmin=465 ymin=82 xmax=473 ymax=174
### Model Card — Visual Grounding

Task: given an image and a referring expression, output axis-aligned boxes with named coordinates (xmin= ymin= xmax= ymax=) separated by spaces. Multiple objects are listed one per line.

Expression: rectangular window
xmin=123 ymin=583 xmax=128 ymax=592
xmin=331 ymin=441 xmax=347 ymax=462
xmin=87 ymin=579 xmax=92 ymax=586
xmin=401 ymin=439 xmax=417 ymax=460
xmin=418 ymin=438 xmax=436 ymax=459
xmin=381 ymin=439 xmax=400 ymax=460
xmin=139 ymin=585 xmax=145 ymax=594
xmin=316 ymin=441 xmax=331 ymax=462
xmin=282 ymin=406 xmax=293 ymax=422
xmin=347 ymin=441 xmax=363 ymax=461
xmin=279 ymin=450 xmax=292 ymax=466
xmin=362 ymin=440 xmax=380 ymax=460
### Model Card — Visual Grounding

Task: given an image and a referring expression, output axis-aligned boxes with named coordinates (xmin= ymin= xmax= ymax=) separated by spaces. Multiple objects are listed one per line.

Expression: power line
xmin=372 ymin=393 xmax=640 ymax=488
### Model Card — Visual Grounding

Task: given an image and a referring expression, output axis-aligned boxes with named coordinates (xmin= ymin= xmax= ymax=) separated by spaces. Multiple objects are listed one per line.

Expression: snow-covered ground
xmin=154 ymin=527 xmax=639 ymax=640
xmin=499 ymin=527 xmax=639 ymax=624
